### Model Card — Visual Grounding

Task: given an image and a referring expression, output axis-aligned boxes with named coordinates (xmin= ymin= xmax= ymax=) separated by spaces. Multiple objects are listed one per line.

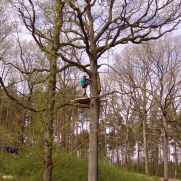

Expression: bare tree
xmin=65 ymin=1 xmax=181 ymax=180
xmin=112 ymin=34 xmax=181 ymax=180
xmin=113 ymin=43 xmax=155 ymax=175
xmin=0 ymin=0 xmax=12 ymax=53
xmin=150 ymin=36 xmax=181 ymax=181
xmin=1 ymin=1 xmax=181 ymax=181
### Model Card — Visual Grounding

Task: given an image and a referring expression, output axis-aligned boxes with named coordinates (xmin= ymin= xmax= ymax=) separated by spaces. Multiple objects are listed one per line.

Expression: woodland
xmin=1 ymin=1 xmax=181 ymax=181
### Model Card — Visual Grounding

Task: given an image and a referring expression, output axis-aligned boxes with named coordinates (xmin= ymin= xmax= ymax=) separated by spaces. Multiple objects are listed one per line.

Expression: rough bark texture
xmin=88 ymin=60 xmax=99 ymax=181
xmin=43 ymin=54 xmax=57 ymax=181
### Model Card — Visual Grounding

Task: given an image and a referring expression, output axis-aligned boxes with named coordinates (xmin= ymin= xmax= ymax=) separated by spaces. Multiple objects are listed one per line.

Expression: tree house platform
xmin=74 ymin=97 xmax=90 ymax=104
xmin=73 ymin=97 xmax=107 ymax=105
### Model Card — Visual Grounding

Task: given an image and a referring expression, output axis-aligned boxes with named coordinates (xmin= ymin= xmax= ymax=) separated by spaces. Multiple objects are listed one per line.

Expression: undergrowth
xmin=0 ymin=148 xmax=157 ymax=181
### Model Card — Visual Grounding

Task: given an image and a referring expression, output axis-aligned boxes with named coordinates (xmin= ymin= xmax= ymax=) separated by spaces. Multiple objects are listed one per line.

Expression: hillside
xmin=1 ymin=149 xmax=178 ymax=181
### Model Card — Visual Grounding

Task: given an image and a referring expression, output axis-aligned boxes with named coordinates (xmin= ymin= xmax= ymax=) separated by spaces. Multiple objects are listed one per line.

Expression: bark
xmin=155 ymin=142 xmax=159 ymax=176
xmin=88 ymin=58 xmax=99 ymax=181
xmin=137 ymin=141 xmax=140 ymax=173
xmin=42 ymin=2 xmax=64 ymax=179
xmin=125 ymin=128 xmax=129 ymax=168
xmin=174 ymin=136 xmax=178 ymax=179
xmin=116 ymin=141 xmax=119 ymax=165
xmin=143 ymin=115 xmax=149 ymax=176
xmin=56 ymin=112 xmax=61 ymax=150
xmin=43 ymin=55 xmax=57 ymax=181
xmin=18 ymin=113 xmax=25 ymax=144
xmin=142 ymin=69 xmax=150 ymax=176
xmin=88 ymin=100 xmax=99 ymax=181
xmin=163 ymin=115 xmax=169 ymax=181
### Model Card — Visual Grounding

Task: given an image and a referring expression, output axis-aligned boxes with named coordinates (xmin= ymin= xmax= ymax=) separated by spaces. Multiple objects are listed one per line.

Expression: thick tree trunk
xmin=88 ymin=99 xmax=99 ymax=181
xmin=43 ymin=56 xmax=57 ymax=181
xmin=42 ymin=2 xmax=64 ymax=180
xmin=88 ymin=61 xmax=99 ymax=181
xmin=43 ymin=114 xmax=53 ymax=181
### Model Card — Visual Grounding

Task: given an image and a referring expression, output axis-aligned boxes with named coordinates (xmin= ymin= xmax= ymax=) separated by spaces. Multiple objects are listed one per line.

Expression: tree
xmin=150 ymin=36 xmax=181 ymax=181
xmin=0 ymin=0 xmax=14 ymax=147
xmin=111 ymin=33 xmax=181 ymax=180
xmin=0 ymin=0 xmax=12 ymax=56
xmin=1 ymin=1 xmax=83 ymax=181
xmin=1 ymin=1 xmax=181 ymax=181
xmin=113 ymin=43 xmax=155 ymax=175
xmin=65 ymin=1 xmax=181 ymax=180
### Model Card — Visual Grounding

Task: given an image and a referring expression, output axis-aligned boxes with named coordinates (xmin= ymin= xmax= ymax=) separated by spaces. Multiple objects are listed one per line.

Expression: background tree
xmin=150 ymin=36 xmax=181 ymax=181
xmin=112 ymin=35 xmax=181 ymax=180
xmin=10 ymin=2 xmax=71 ymax=181
xmin=0 ymin=0 xmax=14 ymax=146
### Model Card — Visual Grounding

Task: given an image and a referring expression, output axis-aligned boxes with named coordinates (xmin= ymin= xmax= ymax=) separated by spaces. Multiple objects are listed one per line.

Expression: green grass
xmin=0 ymin=149 xmax=155 ymax=181
xmin=98 ymin=163 xmax=153 ymax=181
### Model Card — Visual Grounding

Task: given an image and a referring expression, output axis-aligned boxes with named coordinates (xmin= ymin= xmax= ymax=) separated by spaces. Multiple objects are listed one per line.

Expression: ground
xmin=160 ymin=179 xmax=181 ymax=181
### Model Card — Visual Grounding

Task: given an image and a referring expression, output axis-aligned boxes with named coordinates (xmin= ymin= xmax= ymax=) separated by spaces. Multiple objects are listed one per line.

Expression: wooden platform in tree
xmin=74 ymin=97 xmax=91 ymax=104
xmin=73 ymin=97 xmax=107 ymax=105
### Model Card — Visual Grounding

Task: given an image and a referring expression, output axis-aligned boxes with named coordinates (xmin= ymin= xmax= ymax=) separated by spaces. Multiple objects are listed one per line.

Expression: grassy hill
xmin=0 ymin=149 xmax=159 ymax=181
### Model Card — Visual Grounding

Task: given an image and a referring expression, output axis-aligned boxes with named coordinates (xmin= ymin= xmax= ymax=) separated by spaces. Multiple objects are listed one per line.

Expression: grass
xmin=0 ymin=149 xmax=158 ymax=181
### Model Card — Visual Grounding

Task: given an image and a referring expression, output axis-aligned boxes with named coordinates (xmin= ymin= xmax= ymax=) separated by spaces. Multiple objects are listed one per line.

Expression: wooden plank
xmin=100 ymin=99 xmax=107 ymax=102
xmin=73 ymin=97 xmax=107 ymax=104
xmin=74 ymin=97 xmax=91 ymax=104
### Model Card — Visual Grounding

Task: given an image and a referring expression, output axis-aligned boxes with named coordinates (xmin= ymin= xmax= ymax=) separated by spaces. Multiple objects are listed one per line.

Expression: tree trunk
xmin=125 ymin=130 xmax=128 ymax=169
xmin=42 ymin=2 xmax=64 ymax=179
xmin=155 ymin=142 xmax=159 ymax=176
xmin=88 ymin=60 xmax=99 ymax=181
xmin=43 ymin=114 xmax=53 ymax=181
xmin=174 ymin=136 xmax=178 ymax=179
xmin=56 ymin=112 xmax=61 ymax=150
xmin=163 ymin=115 xmax=169 ymax=181
xmin=88 ymin=97 xmax=99 ymax=181
xmin=142 ymin=79 xmax=150 ymax=176
xmin=143 ymin=115 xmax=149 ymax=176
xmin=43 ymin=55 xmax=57 ymax=181
xmin=18 ymin=115 xmax=25 ymax=144
xmin=137 ymin=141 xmax=140 ymax=173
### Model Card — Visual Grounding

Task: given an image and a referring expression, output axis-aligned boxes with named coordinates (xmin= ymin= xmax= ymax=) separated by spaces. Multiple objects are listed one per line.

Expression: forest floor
xmin=159 ymin=178 xmax=181 ymax=181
